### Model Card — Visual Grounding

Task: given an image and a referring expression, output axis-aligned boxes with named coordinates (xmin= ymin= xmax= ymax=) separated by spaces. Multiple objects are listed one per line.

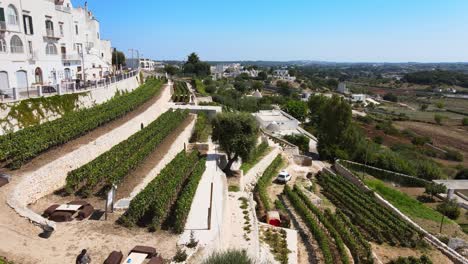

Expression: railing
xmin=55 ymin=5 xmax=71 ymax=13
xmin=0 ymin=71 xmax=138 ymax=103
xmin=0 ymin=21 xmax=6 ymax=31
xmin=61 ymin=54 xmax=81 ymax=61
xmin=46 ymin=29 xmax=55 ymax=38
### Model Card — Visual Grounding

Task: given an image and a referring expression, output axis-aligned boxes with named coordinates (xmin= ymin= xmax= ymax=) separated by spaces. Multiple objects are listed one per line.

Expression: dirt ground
xmin=0 ymin=85 xmax=183 ymax=263
xmin=372 ymin=243 xmax=453 ymax=264
xmin=394 ymin=121 xmax=468 ymax=167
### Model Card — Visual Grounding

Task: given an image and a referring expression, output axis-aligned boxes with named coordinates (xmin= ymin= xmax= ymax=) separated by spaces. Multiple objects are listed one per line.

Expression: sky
xmin=71 ymin=0 xmax=468 ymax=62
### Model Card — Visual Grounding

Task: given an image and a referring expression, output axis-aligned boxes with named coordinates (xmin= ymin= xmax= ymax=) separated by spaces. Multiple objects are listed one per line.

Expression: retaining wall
xmin=0 ymin=76 xmax=139 ymax=135
xmin=330 ymin=161 xmax=468 ymax=264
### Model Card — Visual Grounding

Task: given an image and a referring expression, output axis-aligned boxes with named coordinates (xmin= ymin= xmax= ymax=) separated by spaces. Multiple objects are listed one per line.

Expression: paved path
xmin=179 ymin=140 xmax=227 ymax=250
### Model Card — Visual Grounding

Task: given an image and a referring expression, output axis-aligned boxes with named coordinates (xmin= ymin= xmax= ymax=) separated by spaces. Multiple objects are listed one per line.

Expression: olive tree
xmin=212 ymin=112 xmax=259 ymax=175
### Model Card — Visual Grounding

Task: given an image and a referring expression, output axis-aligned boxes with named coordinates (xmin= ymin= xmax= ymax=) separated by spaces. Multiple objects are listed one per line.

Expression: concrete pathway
xmin=178 ymin=140 xmax=227 ymax=250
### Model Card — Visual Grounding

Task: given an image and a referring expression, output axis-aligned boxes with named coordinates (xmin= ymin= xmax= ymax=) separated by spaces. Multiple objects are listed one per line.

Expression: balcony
xmin=55 ymin=5 xmax=71 ymax=13
xmin=44 ymin=29 xmax=60 ymax=40
xmin=0 ymin=21 xmax=5 ymax=31
xmin=28 ymin=51 xmax=38 ymax=62
xmin=62 ymin=54 xmax=82 ymax=65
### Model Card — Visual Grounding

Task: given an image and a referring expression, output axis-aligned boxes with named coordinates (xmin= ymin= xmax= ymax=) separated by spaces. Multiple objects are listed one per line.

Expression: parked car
xmin=276 ymin=170 xmax=291 ymax=183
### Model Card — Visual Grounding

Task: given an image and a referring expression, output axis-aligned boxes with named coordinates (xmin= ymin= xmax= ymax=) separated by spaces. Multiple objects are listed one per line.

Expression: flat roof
xmin=433 ymin=180 xmax=468 ymax=190
xmin=254 ymin=110 xmax=294 ymax=122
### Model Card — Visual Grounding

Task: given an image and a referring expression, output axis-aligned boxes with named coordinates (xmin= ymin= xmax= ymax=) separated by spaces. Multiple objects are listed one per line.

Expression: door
xmin=61 ymin=46 xmax=66 ymax=59
xmin=0 ymin=71 xmax=9 ymax=94
xmin=16 ymin=70 xmax=28 ymax=88
xmin=64 ymin=68 xmax=71 ymax=80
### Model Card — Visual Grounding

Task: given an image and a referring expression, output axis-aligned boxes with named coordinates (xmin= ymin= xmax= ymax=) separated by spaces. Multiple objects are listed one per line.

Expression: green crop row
xmin=65 ymin=109 xmax=189 ymax=196
xmin=292 ymin=185 xmax=350 ymax=264
xmin=254 ymin=155 xmax=283 ymax=212
xmin=172 ymin=81 xmax=190 ymax=103
xmin=317 ymin=170 xmax=421 ymax=247
xmin=172 ymin=157 xmax=206 ymax=233
xmin=118 ymin=150 xmax=202 ymax=231
xmin=284 ymin=185 xmax=333 ymax=264
xmin=240 ymin=142 xmax=270 ymax=174
xmin=0 ymin=78 xmax=165 ymax=169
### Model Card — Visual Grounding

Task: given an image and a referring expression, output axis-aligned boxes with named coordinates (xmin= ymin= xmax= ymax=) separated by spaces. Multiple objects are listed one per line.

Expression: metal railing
xmin=0 ymin=71 xmax=138 ymax=103
xmin=46 ymin=29 xmax=55 ymax=38
xmin=55 ymin=5 xmax=71 ymax=13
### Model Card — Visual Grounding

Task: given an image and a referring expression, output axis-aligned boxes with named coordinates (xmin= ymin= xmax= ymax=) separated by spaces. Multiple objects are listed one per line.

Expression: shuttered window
xmin=23 ymin=15 xmax=33 ymax=35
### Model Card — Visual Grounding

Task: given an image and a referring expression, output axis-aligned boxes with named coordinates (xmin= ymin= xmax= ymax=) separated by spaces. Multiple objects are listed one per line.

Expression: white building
xmin=351 ymin=94 xmax=366 ymax=103
xmin=253 ymin=110 xmax=299 ymax=136
xmin=127 ymin=58 xmax=156 ymax=71
xmin=337 ymin=82 xmax=349 ymax=94
xmin=0 ymin=0 xmax=112 ymax=99
xmin=272 ymin=69 xmax=296 ymax=82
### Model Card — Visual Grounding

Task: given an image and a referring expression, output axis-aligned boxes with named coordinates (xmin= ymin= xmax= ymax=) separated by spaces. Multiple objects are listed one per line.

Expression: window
xmin=45 ymin=43 xmax=57 ymax=55
xmin=7 ymin=5 xmax=18 ymax=26
xmin=0 ymin=7 xmax=5 ymax=24
xmin=10 ymin=35 xmax=23 ymax=53
xmin=59 ymin=23 xmax=64 ymax=36
xmin=75 ymin=24 xmax=78 ymax=35
xmin=45 ymin=20 xmax=54 ymax=37
xmin=23 ymin=15 xmax=33 ymax=35
xmin=28 ymin=41 xmax=33 ymax=55
xmin=0 ymin=38 xmax=6 ymax=53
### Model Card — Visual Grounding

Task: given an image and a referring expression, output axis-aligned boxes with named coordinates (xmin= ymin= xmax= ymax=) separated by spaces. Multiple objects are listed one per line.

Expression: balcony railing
xmin=0 ymin=21 xmax=6 ymax=31
xmin=55 ymin=5 xmax=71 ymax=13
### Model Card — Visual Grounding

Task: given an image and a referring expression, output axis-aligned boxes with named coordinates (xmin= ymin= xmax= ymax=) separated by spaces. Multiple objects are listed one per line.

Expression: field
xmin=172 ymin=81 xmax=191 ymax=103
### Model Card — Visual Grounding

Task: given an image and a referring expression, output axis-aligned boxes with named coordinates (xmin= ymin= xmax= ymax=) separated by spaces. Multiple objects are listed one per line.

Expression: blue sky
xmin=72 ymin=0 xmax=468 ymax=62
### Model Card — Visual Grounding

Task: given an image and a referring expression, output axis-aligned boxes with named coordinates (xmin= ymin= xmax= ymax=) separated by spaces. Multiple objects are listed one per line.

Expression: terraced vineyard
xmin=254 ymin=154 xmax=284 ymax=213
xmin=119 ymin=150 xmax=206 ymax=232
xmin=65 ymin=109 xmax=189 ymax=196
xmin=317 ymin=170 xmax=422 ymax=247
xmin=0 ymin=78 xmax=165 ymax=169
xmin=172 ymin=81 xmax=191 ymax=103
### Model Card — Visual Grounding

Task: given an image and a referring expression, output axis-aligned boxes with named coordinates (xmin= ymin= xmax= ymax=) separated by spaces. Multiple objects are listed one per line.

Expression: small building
xmin=253 ymin=110 xmax=299 ymax=135
xmin=351 ymin=94 xmax=367 ymax=103
xmin=252 ymin=90 xmax=262 ymax=98
xmin=337 ymin=82 xmax=349 ymax=94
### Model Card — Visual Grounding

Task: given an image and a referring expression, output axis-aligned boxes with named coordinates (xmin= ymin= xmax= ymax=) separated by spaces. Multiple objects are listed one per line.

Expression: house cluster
xmin=126 ymin=58 xmax=163 ymax=71
xmin=0 ymin=0 xmax=112 ymax=97
xmin=210 ymin=63 xmax=259 ymax=80
xmin=270 ymin=69 xmax=296 ymax=82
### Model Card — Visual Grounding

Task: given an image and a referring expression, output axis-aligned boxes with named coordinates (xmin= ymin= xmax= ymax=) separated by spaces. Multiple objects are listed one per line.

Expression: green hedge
xmin=172 ymin=157 xmax=206 ymax=233
xmin=119 ymin=150 xmax=201 ymax=230
xmin=254 ymin=154 xmax=283 ymax=211
xmin=65 ymin=109 xmax=188 ymax=196
xmin=0 ymin=78 xmax=165 ymax=169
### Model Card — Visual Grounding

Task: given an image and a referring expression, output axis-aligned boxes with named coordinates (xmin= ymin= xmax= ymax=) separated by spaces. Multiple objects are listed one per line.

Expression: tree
xmin=283 ymin=134 xmax=310 ymax=153
xmin=234 ymin=80 xmax=248 ymax=93
xmin=316 ymin=95 xmax=354 ymax=160
xmin=436 ymin=101 xmax=445 ymax=109
xmin=420 ymin=104 xmax=429 ymax=111
xmin=258 ymin=71 xmax=268 ymax=80
xmin=383 ymin=93 xmax=398 ymax=102
xmin=183 ymin=53 xmax=211 ymax=77
xmin=424 ymin=183 xmax=446 ymax=200
xmin=212 ymin=113 xmax=259 ymax=174
xmin=278 ymin=81 xmax=292 ymax=96
xmin=112 ymin=50 xmax=126 ymax=66
xmin=252 ymin=81 xmax=264 ymax=91
xmin=282 ymin=100 xmax=308 ymax=122
xmin=437 ymin=198 xmax=460 ymax=234
xmin=164 ymin=64 xmax=179 ymax=76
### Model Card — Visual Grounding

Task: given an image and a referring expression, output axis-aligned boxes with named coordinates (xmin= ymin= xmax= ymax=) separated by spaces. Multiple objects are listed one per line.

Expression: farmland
xmin=0 ymin=78 xmax=165 ymax=169
xmin=172 ymin=81 xmax=191 ymax=103
xmin=65 ymin=109 xmax=189 ymax=197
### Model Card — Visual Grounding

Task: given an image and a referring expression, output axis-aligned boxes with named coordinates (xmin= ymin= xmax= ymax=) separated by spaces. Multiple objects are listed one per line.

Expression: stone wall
xmin=0 ymin=76 xmax=139 ymax=135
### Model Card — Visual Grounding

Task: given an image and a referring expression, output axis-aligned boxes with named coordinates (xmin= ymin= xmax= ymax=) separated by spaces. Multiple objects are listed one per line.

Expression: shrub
xmin=172 ymin=246 xmax=188 ymax=263
xmin=437 ymin=199 xmax=461 ymax=220
xmin=455 ymin=168 xmax=468 ymax=179
xmin=283 ymin=134 xmax=310 ymax=153
xmin=444 ymin=149 xmax=464 ymax=162
xmin=373 ymin=136 xmax=384 ymax=145
xmin=383 ymin=93 xmax=398 ymax=102
xmin=388 ymin=255 xmax=432 ymax=264
xmin=434 ymin=114 xmax=445 ymax=125
xmin=463 ymin=117 xmax=468 ymax=126
xmin=254 ymin=155 xmax=283 ymax=212
xmin=411 ymin=136 xmax=431 ymax=146
xmin=202 ymin=250 xmax=253 ymax=264
xmin=240 ymin=142 xmax=269 ymax=174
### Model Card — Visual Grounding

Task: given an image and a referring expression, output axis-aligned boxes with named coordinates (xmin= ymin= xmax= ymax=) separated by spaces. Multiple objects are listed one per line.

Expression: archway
xmin=35 ymin=67 xmax=43 ymax=84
